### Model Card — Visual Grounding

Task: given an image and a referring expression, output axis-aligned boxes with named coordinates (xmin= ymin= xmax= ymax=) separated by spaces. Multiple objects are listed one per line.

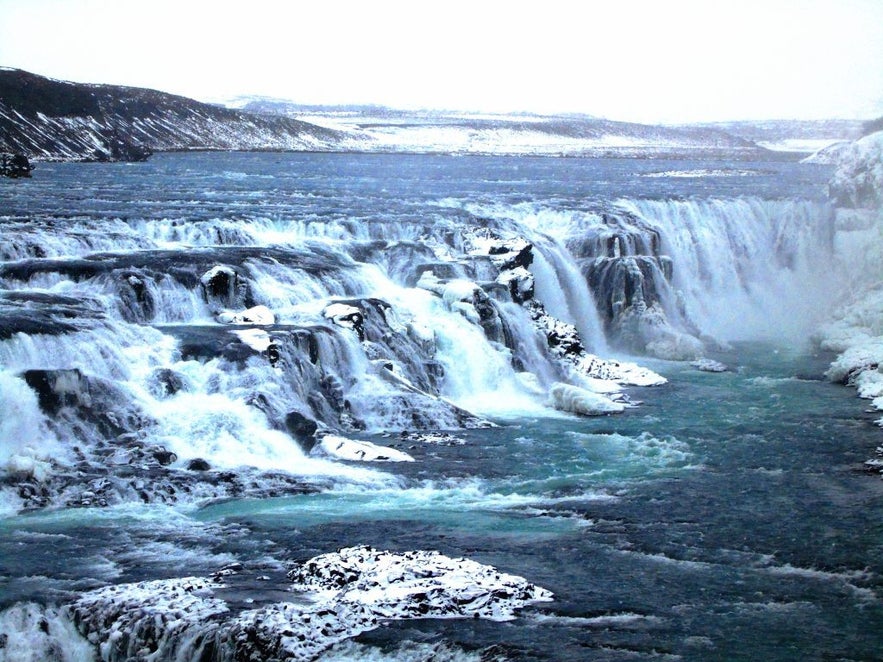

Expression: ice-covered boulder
xmin=287 ymin=545 xmax=553 ymax=621
xmin=398 ymin=430 xmax=466 ymax=445
xmin=690 ymin=358 xmax=729 ymax=372
xmin=314 ymin=434 xmax=415 ymax=462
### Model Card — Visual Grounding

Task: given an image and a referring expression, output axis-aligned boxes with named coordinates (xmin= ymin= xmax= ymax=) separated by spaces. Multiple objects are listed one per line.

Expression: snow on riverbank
xmin=815 ymin=131 xmax=883 ymax=466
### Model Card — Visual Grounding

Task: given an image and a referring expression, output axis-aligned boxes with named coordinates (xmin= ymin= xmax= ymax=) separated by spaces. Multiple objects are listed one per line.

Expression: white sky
xmin=1 ymin=0 xmax=881 ymax=123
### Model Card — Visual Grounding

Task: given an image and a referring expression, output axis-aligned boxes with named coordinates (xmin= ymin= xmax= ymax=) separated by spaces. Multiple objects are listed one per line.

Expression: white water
xmin=462 ymin=197 xmax=838 ymax=344
xmin=616 ymin=198 xmax=838 ymax=341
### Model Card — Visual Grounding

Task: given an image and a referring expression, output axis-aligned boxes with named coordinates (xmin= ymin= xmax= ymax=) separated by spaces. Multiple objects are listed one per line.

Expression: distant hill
xmin=693 ymin=119 xmax=864 ymax=153
xmin=229 ymin=98 xmax=769 ymax=158
xmin=0 ymin=68 xmax=343 ymax=161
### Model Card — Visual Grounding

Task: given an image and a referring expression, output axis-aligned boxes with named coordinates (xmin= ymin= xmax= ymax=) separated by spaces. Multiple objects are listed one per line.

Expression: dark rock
xmin=0 ymin=152 xmax=33 ymax=178
xmin=186 ymin=458 xmax=211 ymax=471
xmin=21 ymin=368 xmax=90 ymax=415
xmin=285 ymin=411 xmax=319 ymax=452
xmin=115 ymin=271 xmax=157 ymax=322
xmin=148 ymin=368 xmax=188 ymax=398
xmin=150 ymin=447 xmax=178 ymax=466
xmin=199 ymin=265 xmax=251 ymax=312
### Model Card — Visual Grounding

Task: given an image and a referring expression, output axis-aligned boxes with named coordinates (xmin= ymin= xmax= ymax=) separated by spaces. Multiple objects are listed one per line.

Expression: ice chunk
xmin=315 ymin=435 xmax=415 ymax=462
xmin=549 ymin=382 xmax=626 ymax=416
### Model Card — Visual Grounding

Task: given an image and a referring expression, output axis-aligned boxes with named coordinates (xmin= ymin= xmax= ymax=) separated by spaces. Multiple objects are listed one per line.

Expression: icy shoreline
xmin=812 ymin=130 xmax=883 ymax=472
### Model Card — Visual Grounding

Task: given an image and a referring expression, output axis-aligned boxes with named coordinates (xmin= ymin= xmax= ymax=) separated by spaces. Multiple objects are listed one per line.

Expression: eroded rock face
xmin=67 ymin=546 xmax=552 ymax=661
xmin=569 ymin=210 xmax=704 ymax=358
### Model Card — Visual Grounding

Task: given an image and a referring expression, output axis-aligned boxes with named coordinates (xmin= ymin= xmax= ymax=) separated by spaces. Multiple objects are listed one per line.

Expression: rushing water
xmin=1 ymin=153 xmax=882 ymax=661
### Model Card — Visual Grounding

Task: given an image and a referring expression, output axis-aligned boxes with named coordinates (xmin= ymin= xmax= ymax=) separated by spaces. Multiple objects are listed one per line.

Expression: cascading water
xmin=464 ymin=195 xmax=839 ymax=357
xmin=2 ymin=153 xmax=880 ymax=662
xmin=615 ymin=197 xmax=838 ymax=342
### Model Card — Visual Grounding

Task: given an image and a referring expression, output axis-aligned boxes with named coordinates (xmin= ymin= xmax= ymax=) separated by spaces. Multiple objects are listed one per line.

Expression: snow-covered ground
xmin=813 ymin=131 xmax=883 ymax=441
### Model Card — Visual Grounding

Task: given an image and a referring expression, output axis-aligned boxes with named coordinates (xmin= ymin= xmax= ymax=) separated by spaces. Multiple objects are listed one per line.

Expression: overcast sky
xmin=1 ymin=0 xmax=881 ymax=124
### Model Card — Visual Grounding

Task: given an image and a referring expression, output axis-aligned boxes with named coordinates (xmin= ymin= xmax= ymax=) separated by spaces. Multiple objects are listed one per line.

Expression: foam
xmin=0 ymin=370 xmax=69 ymax=480
xmin=0 ymin=603 xmax=95 ymax=662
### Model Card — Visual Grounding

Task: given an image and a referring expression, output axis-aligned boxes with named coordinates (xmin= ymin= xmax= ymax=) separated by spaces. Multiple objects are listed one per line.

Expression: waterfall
xmin=615 ymin=198 xmax=838 ymax=342
xmin=1 ymin=155 xmax=842 ymax=512
xmin=464 ymin=197 xmax=839 ymax=354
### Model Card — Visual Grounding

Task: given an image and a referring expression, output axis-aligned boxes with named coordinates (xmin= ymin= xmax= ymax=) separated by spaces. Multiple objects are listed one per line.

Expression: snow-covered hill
xmin=0 ymin=69 xmax=343 ymax=161
xmin=0 ymin=69 xmax=867 ymax=161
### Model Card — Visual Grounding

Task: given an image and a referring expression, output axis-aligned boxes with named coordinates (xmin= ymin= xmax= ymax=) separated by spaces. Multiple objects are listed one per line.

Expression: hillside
xmin=696 ymin=119 xmax=864 ymax=153
xmin=0 ymin=68 xmax=343 ymax=161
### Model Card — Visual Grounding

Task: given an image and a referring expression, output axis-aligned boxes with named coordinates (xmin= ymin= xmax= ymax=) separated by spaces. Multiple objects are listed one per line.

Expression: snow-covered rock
xmin=67 ymin=546 xmax=552 ymax=661
xmin=217 ymin=304 xmax=275 ymax=325
xmin=314 ymin=434 xmax=415 ymax=462
xmin=323 ymin=302 xmax=365 ymax=340
xmin=497 ymin=266 xmax=535 ymax=303
xmin=828 ymin=131 xmax=883 ymax=209
xmin=398 ymin=431 xmax=466 ymax=445
xmin=526 ymin=301 xmax=667 ymax=387
xmin=690 ymin=358 xmax=729 ymax=373
xmin=287 ymin=545 xmax=553 ymax=621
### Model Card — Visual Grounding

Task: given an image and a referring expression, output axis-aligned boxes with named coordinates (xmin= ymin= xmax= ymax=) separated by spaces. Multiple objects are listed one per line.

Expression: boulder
xmin=200 ymin=265 xmax=251 ymax=311
xmin=285 ymin=411 xmax=319 ymax=452
xmin=690 ymin=358 xmax=729 ymax=373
